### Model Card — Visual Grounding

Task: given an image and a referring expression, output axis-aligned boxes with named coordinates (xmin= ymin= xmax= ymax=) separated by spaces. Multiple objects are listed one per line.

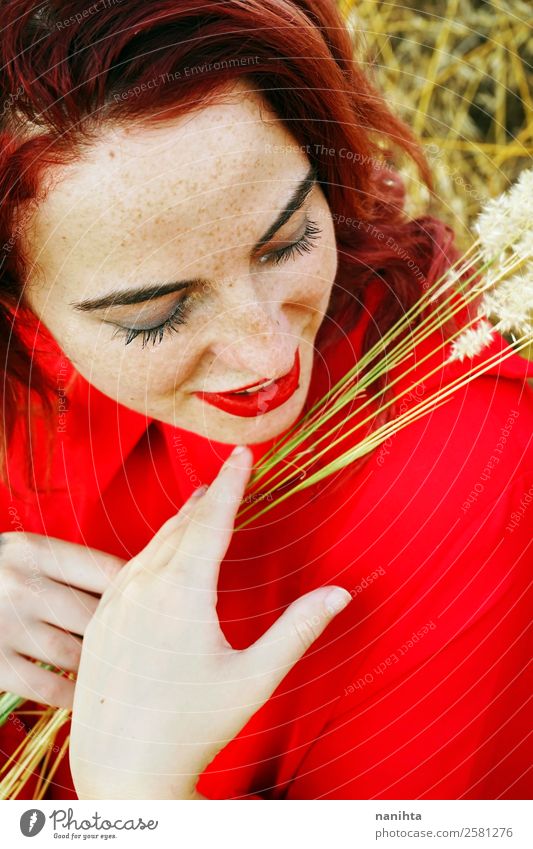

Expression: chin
xmin=239 ymin=386 xmax=309 ymax=445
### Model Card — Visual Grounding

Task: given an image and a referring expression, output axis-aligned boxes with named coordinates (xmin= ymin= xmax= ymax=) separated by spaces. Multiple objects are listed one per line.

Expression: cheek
xmin=67 ymin=346 xmax=165 ymax=406
xmin=47 ymin=316 xmax=142 ymax=398
xmin=284 ymin=226 xmax=337 ymax=309
xmin=317 ymin=232 xmax=338 ymax=298
xmin=92 ymin=336 xmax=203 ymax=403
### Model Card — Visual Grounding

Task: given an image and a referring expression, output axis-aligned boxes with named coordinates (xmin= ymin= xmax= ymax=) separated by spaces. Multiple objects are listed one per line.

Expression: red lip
xmin=194 ymin=349 xmax=301 ymax=417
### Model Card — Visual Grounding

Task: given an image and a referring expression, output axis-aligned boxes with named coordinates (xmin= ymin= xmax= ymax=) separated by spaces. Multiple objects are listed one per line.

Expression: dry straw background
xmin=340 ymin=0 xmax=532 ymax=359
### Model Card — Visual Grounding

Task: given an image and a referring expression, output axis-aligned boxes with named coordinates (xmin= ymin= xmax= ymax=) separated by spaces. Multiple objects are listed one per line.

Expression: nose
xmin=209 ymin=296 xmax=297 ymax=380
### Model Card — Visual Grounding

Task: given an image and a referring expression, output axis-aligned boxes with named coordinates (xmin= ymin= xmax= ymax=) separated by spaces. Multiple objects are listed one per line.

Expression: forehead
xmin=24 ymin=88 xmax=311 ymax=289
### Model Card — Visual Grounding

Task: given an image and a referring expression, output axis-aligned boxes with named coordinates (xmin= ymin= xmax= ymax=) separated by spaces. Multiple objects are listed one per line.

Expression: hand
xmin=69 ymin=445 xmax=352 ymax=800
xmin=0 ymin=532 xmax=125 ymax=708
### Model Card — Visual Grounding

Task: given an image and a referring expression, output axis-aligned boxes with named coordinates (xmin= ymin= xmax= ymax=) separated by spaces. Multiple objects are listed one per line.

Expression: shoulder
xmin=356 ymin=320 xmax=533 ymax=521
xmin=374 ymin=370 xmax=532 ymax=493
xmin=320 ymin=369 xmax=532 ymax=592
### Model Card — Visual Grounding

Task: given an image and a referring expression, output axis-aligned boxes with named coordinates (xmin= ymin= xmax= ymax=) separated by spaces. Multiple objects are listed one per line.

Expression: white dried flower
xmin=477 ymin=263 xmax=533 ymax=337
xmin=446 ymin=319 xmax=495 ymax=363
xmin=473 ymin=168 xmax=533 ymax=265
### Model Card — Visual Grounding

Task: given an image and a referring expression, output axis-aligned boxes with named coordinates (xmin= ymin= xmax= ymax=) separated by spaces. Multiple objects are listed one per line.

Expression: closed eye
xmin=259 ymin=218 xmax=322 ymax=265
xmin=110 ymin=295 xmax=193 ymax=348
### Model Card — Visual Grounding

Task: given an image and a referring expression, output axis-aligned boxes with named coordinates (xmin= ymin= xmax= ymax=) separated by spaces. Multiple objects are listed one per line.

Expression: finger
xmin=13 ymin=623 xmax=83 ymax=674
xmin=2 ymin=652 xmax=75 ymax=710
xmin=20 ymin=534 xmax=125 ymax=595
xmin=95 ymin=486 xmax=213 ymax=614
xmin=167 ymin=446 xmax=253 ymax=598
xmin=39 ymin=581 xmax=100 ymax=635
xmin=245 ymin=586 xmax=352 ymax=700
xmin=135 ymin=484 xmax=210 ymax=574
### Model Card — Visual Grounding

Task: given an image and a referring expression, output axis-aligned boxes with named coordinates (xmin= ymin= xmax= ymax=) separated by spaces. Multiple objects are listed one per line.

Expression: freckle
xmin=100 ymin=698 xmax=105 ymax=703
xmin=108 ymin=150 xmax=115 ymax=159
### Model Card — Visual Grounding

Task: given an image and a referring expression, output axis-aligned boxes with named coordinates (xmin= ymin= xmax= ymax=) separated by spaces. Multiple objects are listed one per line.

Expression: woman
xmin=0 ymin=0 xmax=531 ymax=799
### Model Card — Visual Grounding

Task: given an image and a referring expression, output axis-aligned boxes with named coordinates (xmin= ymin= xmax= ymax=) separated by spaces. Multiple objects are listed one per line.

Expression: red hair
xmin=0 ymin=0 xmax=462 ymax=490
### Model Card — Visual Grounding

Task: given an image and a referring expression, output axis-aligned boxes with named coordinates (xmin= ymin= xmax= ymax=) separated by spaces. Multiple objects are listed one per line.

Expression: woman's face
xmin=23 ymin=84 xmax=338 ymax=445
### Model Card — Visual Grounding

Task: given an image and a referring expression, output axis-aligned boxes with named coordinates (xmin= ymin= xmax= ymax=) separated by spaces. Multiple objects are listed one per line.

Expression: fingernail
xmin=227 ymin=445 xmax=250 ymax=466
xmin=324 ymin=587 xmax=352 ymax=616
xmin=192 ymin=484 xmax=208 ymax=497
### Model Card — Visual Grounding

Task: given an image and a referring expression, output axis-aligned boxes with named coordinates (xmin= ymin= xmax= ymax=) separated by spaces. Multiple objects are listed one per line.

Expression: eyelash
xmin=115 ymin=218 xmax=323 ymax=348
xmin=112 ymin=299 xmax=192 ymax=348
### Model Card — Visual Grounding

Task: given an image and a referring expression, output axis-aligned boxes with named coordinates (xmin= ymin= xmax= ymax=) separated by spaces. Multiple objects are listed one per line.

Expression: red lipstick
xmin=194 ymin=349 xmax=300 ymax=417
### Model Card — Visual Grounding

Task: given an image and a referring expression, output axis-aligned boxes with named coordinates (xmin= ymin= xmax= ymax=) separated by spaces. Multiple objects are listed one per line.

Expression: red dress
xmin=1 ymin=278 xmax=532 ymax=800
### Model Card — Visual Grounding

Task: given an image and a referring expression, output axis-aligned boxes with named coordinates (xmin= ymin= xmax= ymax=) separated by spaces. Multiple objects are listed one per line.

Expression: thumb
xmin=244 ymin=586 xmax=352 ymax=698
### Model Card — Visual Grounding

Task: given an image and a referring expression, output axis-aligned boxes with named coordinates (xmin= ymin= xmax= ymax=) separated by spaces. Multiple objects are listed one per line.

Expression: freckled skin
xmin=23 ymin=82 xmax=338 ymax=445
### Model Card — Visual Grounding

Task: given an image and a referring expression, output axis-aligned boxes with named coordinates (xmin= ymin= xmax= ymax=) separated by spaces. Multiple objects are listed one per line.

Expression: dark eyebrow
xmin=70 ymin=163 xmax=319 ymax=313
